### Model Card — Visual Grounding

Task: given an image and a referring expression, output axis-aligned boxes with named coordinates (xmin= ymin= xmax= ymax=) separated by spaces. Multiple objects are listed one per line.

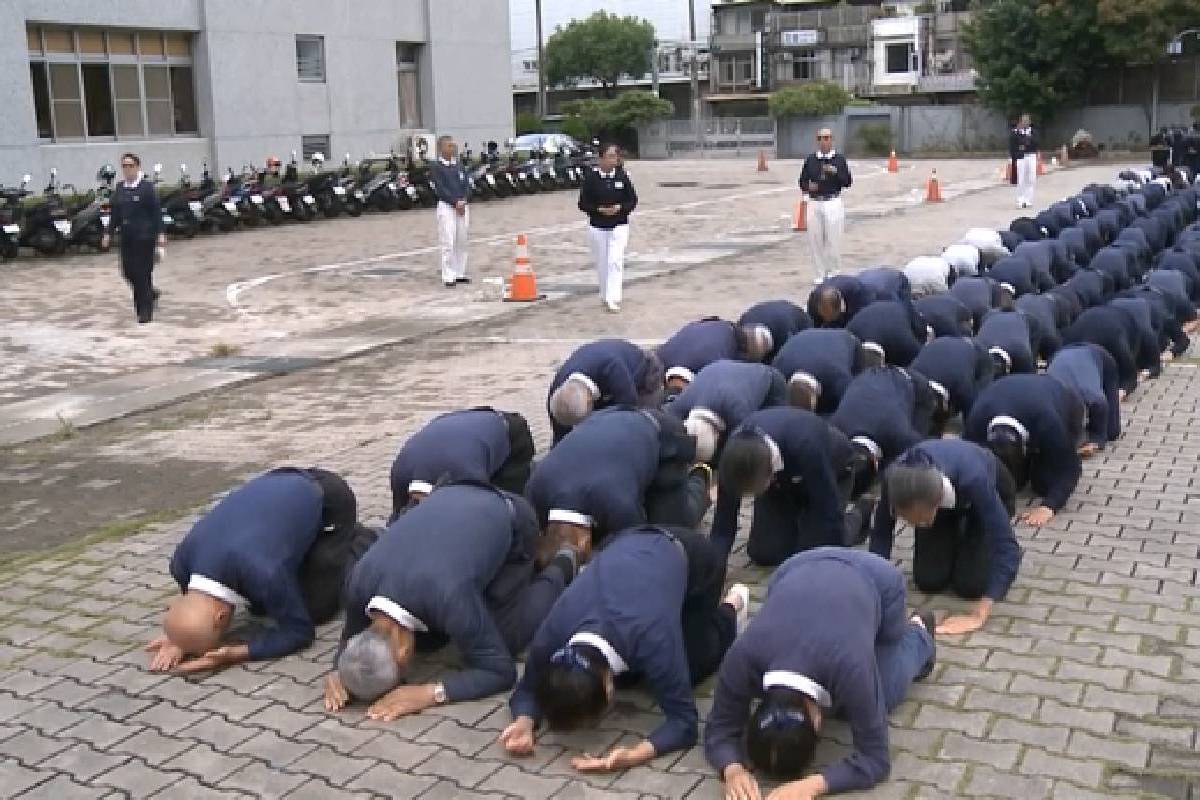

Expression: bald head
xmin=549 ymin=375 xmax=597 ymax=428
xmin=164 ymin=592 xmax=226 ymax=656
xmin=817 ymin=128 xmax=834 ymax=154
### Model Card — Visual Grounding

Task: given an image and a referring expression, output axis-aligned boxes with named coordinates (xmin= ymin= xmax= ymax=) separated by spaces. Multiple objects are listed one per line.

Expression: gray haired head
xmin=885 ymin=463 xmax=944 ymax=512
xmin=337 ymin=628 xmax=402 ymax=702
xmin=549 ymin=378 xmax=596 ymax=428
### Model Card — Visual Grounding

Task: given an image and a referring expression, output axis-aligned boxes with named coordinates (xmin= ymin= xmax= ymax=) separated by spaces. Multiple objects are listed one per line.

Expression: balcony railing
xmin=917 ymin=71 xmax=977 ymax=92
xmin=710 ymin=31 xmax=759 ymax=51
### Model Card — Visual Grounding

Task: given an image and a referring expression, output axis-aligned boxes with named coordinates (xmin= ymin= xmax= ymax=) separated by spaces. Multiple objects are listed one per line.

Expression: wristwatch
xmin=432 ymin=683 xmax=448 ymax=705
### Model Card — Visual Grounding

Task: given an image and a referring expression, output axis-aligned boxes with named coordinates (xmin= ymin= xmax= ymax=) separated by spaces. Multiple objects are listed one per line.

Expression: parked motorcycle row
xmin=0 ymin=140 xmax=600 ymax=262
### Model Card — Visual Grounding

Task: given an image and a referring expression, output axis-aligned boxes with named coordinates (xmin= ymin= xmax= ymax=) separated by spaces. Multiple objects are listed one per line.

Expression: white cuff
xmin=367 ymin=596 xmax=429 ymax=633
xmin=987 ymin=414 xmax=1030 ymax=444
xmin=548 ymin=509 xmax=593 ymax=528
xmin=763 ymin=670 xmax=833 ymax=708
xmin=408 ymin=480 xmax=434 ymax=495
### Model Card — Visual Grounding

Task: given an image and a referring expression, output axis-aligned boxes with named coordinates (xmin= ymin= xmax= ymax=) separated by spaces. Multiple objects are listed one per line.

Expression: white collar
xmin=988 ymin=415 xmax=1030 ymax=444
xmin=851 ymin=436 xmax=882 ymax=462
xmin=569 ymin=631 xmax=628 ymax=674
xmin=763 ymin=670 xmax=833 ymax=708
xmin=188 ymin=574 xmax=244 ymax=606
xmin=438 ymin=157 xmax=456 ymax=167
xmin=789 ymin=371 xmax=821 ymax=395
xmin=548 ymin=509 xmax=593 ymax=528
xmin=939 ymin=474 xmax=956 ymax=509
xmin=816 ymin=150 xmax=837 ymax=160
xmin=862 ymin=341 xmax=886 ymax=360
xmin=568 ymin=372 xmax=601 ymax=400
xmin=988 ymin=347 xmax=1012 ymax=371
xmin=928 ymin=380 xmax=949 ymax=406
xmin=596 ymin=167 xmax=617 ymax=179
xmin=763 ymin=434 xmax=784 ymax=474
xmin=367 ymin=595 xmax=429 ymax=633
xmin=407 ymin=480 xmax=434 ymax=496
xmin=689 ymin=406 xmax=726 ymax=433
xmin=665 ymin=366 xmax=695 ymax=384
xmin=123 ymin=172 xmax=145 ymax=189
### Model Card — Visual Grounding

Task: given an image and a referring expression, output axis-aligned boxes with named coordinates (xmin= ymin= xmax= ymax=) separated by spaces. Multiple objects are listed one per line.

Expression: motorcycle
xmin=152 ymin=163 xmax=204 ymax=239
xmin=64 ymin=165 xmax=114 ymax=252
xmin=255 ymin=158 xmax=297 ymax=224
xmin=225 ymin=167 xmax=270 ymax=227
xmin=483 ymin=142 xmax=517 ymax=199
xmin=278 ymin=152 xmax=319 ymax=222
xmin=337 ymin=153 xmax=365 ymax=217
xmin=19 ymin=168 xmax=73 ymax=256
xmin=0 ymin=175 xmax=31 ymax=260
xmin=197 ymin=163 xmax=240 ymax=233
xmin=301 ymin=152 xmax=347 ymax=219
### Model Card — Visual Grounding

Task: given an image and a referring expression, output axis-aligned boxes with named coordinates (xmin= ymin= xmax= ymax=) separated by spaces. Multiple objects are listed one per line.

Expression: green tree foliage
xmin=544 ymin=11 xmax=656 ymax=98
xmin=767 ymin=82 xmax=853 ymax=118
xmin=515 ymin=111 xmax=542 ymax=135
xmin=1093 ymin=0 xmax=1200 ymax=64
xmin=560 ymin=91 xmax=674 ymax=139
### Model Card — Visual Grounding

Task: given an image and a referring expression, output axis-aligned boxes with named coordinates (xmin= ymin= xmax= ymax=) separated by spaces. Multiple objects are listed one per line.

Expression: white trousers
xmin=806 ymin=197 xmax=844 ymax=281
xmin=1016 ymin=153 xmax=1038 ymax=207
xmin=588 ymin=224 xmax=629 ymax=306
xmin=436 ymin=201 xmax=469 ymax=283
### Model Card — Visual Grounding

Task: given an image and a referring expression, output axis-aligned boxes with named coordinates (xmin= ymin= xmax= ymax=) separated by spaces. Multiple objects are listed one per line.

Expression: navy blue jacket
xmin=1059 ymin=228 xmax=1092 ymax=267
xmin=705 ymin=548 xmax=908 ymax=794
xmin=915 ymin=294 xmax=974 ymax=338
xmin=1065 ymin=268 xmax=1111 ymax=308
xmin=831 ymin=367 xmax=927 ymax=462
xmin=1155 ymin=250 xmax=1200 ymax=299
xmin=1063 ymin=305 xmax=1139 ymax=390
xmin=1048 ymin=344 xmax=1121 ymax=446
xmin=950 ymin=276 xmax=1005 ymax=330
xmin=1120 ymin=285 xmax=1189 ymax=354
xmin=807 ymin=275 xmax=880 ymax=328
xmin=988 ymin=255 xmax=1045 ymax=297
xmin=910 ymin=337 xmax=994 ymax=417
xmin=1011 ymin=241 xmax=1056 ymax=287
xmin=1147 ymin=270 xmax=1198 ymax=322
xmin=976 ymin=310 xmax=1038 ymax=374
xmin=668 ymin=360 xmax=787 ymax=435
xmin=657 ymin=319 xmax=743 ymax=378
xmin=170 ymin=469 xmax=324 ymax=661
xmin=964 ymin=375 xmax=1084 ymax=512
xmin=525 ymin=407 xmax=660 ymax=538
xmin=771 ymin=328 xmax=861 ymax=415
xmin=857 ymin=267 xmax=912 ymax=302
xmin=578 ymin=166 xmax=638 ymax=229
xmin=799 ymin=152 xmax=852 ymax=198
xmin=871 ymin=439 xmax=1021 ymax=601
xmin=110 ymin=178 xmax=164 ymax=242
xmin=340 ymin=484 xmax=536 ymax=702
xmin=430 ymin=159 xmax=472 ymax=205
xmin=549 ymin=338 xmax=659 ymax=413
xmin=1111 ymin=297 xmax=1163 ymax=375
xmin=738 ymin=300 xmax=811 ymax=361
xmin=390 ymin=408 xmax=510 ymax=501
xmin=511 ymin=527 xmax=695 ymax=755
xmin=1090 ymin=247 xmax=1135 ymax=292
xmin=845 ymin=301 xmax=927 ymax=367
xmin=1015 ymin=293 xmax=1063 ymax=361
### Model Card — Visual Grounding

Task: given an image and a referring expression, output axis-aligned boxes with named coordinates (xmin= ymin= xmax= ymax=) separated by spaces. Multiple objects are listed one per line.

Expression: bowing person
xmin=915 ymin=293 xmax=974 ymax=338
xmin=1047 ymin=343 xmax=1122 ymax=453
xmin=950 ymin=275 xmax=1014 ymax=332
xmin=771 ymin=327 xmax=867 ymax=414
xmin=806 ymin=275 xmax=884 ymax=328
xmin=547 ymin=338 xmax=663 ymax=442
xmin=737 ymin=299 xmax=812 ymax=362
xmin=976 ymin=309 xmax=1041 ymax=376
xmin=844 ymin=300 xmax=929 ymax=367
xmin=658 ymin=317 xmax=774 ymax=396
xmin=910 ymin=336 xmax=995 ymax=431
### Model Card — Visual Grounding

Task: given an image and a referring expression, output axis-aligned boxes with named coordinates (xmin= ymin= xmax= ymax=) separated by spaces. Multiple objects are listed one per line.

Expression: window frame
xmin=885 ymin=41 xmax=915 ymax=74
xmin=396 ymin=41 xmax=423 ymax=129
xmin=296 ymin=34 xmax=327 ymax=83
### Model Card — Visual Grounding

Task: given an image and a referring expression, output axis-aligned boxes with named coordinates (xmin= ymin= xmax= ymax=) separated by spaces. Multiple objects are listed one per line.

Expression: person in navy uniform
xmin=430 ymin=135 xmax=472 ymax=287
xmin=547 ymin=339 xmax=663 ymax=443
xmin=716 ymin=407 xmax=869 ymax=565
xmin=667 ymin=360 xmax=788 ymax=465
xmin=1010 ymin=113 xmax=1038 ymax=208
xmin=102 ymin=152 xmax=165 ymax=323
xmin=1110 ymin=295 xmax=1165 ymax=379
xmin=579 ymin=143 xmax=638 ymax=313
xmin=1048 ymin=343 xmax=1121 ymax=452
xmin=910 ymin=336 xmax=995 ymax=431
xmin=148 ymin=467 xmax=374 ymax=673
xmin=1062 ymin=305 xmax=1141 ymax=392
xmin=845 ymin=300 xmax=929 ymax=367
xmin=950 ymin=275 xmax=1014 ymax=332
xmin=772 ymin=328 xmax=867 ymax=414
xmin=976 ymin=309 xmax=1041 ymax=376
xmin=988 ymin=254 xmax=1053 ymax=297
xmin=915 ymin=293 xmax=974 ymax=338
xmin=388 ymin=407 xmax=534 ymax=520
xmin=1014 ymin=293 xmax=1065 ymax=363
xmin=705 ymin=549 xmax=935 ymax=800
xmin=657 ymin=318 xmax=773 ymax=396
xmin=324 ymin=483 xmax=578 ymax=720
xmin=799 ymin=128 xmax=852 ymax=280
xmin=807 ymin=274 xmax=895 ymax=328
xmin=499 ymin=525 xmax=747 ymax=773
xmin=872 ymin=439 xmax=1020 ymax=634
xmin=737 ymin=300 xmax=812 ymax=361
xmin=964 ymin=375 xmax=1087 ymax=528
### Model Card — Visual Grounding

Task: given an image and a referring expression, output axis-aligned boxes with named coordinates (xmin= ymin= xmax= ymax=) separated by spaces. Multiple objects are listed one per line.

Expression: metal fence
xmin=639 ymin=116 xmax=777 ymax=158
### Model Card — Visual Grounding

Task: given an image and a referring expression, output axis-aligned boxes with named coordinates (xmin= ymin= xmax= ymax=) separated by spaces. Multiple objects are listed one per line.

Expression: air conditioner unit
xmin=405 ymin=133 xmax=438 ymax=162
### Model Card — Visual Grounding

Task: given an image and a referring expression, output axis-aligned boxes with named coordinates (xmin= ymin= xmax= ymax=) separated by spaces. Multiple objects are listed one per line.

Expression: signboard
xmin=781 ymin=29 xmax=820 ymax=47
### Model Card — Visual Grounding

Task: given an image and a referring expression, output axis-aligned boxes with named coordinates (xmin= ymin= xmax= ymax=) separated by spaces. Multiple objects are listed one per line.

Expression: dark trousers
xmin=912 ymin=462 xmax=1016 ymax=599
xmin=646 ymin=470 xmax=710 ymax=530
xmin=743 ymin=470 xmax=858 ymax=567
xmin=482 ymin=539 xmax=570 ymax=656
xmin=675 ymin=528 xmax=737 ymax=685
xmin=299 ymin=522 xmax=379 ymax=625
xmin=120 ymin=238 xmax=156 ymax=319
xmin=494 ymin=412 xmax=535 ymax=496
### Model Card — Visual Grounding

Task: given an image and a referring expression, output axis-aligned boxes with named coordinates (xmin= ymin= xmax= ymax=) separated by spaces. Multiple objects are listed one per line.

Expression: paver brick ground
xmin=1 ymin=159 xmax=1198 ymax=799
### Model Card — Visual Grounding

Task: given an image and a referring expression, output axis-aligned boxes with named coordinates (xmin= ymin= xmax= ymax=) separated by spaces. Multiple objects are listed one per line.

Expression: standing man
xmin=102 ymin=153 xmax=166 ymax=324
xmin=1010 ymin=114 xmax=1038 ymax=209
xmin=578 ymin=143 xmax=638 ymax=313
xmin=799 ymin=128 xmax=852 ymax=282
xmin=431 ymin=135 xmax=471 ymax=288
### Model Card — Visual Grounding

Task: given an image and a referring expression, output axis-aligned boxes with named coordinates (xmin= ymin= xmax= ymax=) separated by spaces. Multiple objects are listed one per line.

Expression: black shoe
xmin=443 ymin=281 xmax=456 ymax=288
xmin=550 ymin=547 xmax=580 ymax=586
xmin=137 ymin=312 xmax=152 ymax=324
xmin=915 ymin=610 xmax=937 ymax=680
xmin=152 ymin=288 xmax=161 ymax=310
xmin=455 ymin=277 xmax=472 ymax=284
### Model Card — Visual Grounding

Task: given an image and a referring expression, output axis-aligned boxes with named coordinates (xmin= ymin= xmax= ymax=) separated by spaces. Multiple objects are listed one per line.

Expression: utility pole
xmin=535 ymin=0 xmax=546 ymax=121
xmin=688 ymin=0 xmax=702 ymax=155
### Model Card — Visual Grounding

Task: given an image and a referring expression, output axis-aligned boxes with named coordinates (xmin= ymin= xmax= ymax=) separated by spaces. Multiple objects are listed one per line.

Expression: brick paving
xmin=1 ymin=159 xmax=1198 ymax=798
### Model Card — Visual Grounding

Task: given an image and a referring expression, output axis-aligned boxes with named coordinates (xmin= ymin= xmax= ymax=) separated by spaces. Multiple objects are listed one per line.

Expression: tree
xmin=767 ymin=82 xmax=853 ymax=118
xmin=544 ymin=11 xmax=656 ymax=98
xmin=560 ymin=91 xmax=674 ymax=142
xmin=963 ymin=0 xmax=1111 ymax=125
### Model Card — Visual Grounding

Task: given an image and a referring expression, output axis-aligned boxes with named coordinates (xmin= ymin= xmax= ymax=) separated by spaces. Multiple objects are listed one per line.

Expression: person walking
xmin=578 ymin=143 xmax=637 ymax=313
xmin=1010 ymin=114 xmax=1038 ymax=209
xmin=799 ymin=128 xmax=852 ymax=282
xmin=430 ymin=135 xmax=471 ymax=288
xmin=102 ymin=152 xmax=165 ymax=323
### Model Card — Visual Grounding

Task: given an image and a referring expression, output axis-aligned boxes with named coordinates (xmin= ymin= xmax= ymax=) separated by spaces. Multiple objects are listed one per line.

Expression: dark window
xmin=81 ymin=63 xmax=115 ymax=136
xmin=397 ymin=42 xmax=422 ymax=128
xmin=302 ymin=134 xmax=331 ymax=160
xmin=296 ymin=35 xmax=326 ymax=82
xmin=29 ymin=63 xmax=52 ymax=138
xmin=886 ymin=42 xmax=914 ymax=73
xmin=48 ymin=62 xmax=85 ymax=138
xmin=170 ymin=66 xmax=197 ymax=133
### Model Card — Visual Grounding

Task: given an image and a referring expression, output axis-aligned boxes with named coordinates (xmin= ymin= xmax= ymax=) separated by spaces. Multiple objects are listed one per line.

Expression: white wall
xmin=872 ymin=17 xmax=921 ymax=88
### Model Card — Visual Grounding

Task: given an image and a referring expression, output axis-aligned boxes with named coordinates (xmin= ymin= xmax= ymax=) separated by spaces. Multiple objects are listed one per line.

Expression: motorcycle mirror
xmin=180 ymin=163 xmax=187 ymax=173
xmin=50 ymin=167 xmax=58 ymax=177
xmin=21 ymin=174 xmax=31 ymax=184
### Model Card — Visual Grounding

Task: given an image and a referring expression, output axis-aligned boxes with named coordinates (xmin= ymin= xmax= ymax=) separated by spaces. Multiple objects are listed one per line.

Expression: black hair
xmin=989 ymin=350 xmax=1012 ymax=377
xmin=848 ymin=446 xmax=879 ymax=499
xmin=986 ymin=428 xmax=1029 ymax=490
xmin=534 ymin=643 xmax=609 ymax=731
xmin=599 ymin=142 xmax=621 ymax=158
xmin=121 ymin=152 xmax=140 ymax=166
xmin=718 ymin=431 xmax=773 ymax=496
xmin=813 ymin=285 xmax=843 ymax=322
xmin=745 ymin=688 xmax=818 ymax=781
xmin=306 ymin=467 xmax=358 ymax=533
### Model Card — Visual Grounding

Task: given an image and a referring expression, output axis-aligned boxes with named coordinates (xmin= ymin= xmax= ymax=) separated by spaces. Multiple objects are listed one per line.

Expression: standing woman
xmin=1009 ymin=114 xmax=1038 ymax=209
xmin=102 ymin=153 xmax=166 ymax=323
xmin=578 ymin=143 xmax=637 ymax=313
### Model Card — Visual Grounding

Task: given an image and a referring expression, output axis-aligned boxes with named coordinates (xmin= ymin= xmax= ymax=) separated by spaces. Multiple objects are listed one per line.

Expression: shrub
xmin=858 ymin=122 xmax=893 ymax=156
xmin=768 ymin=82 xmax=852 ymax=118
xmin=561 ymin=115 xmax=590 ymax=142
xmin=515 ymin=111 xmax=543 ymax=135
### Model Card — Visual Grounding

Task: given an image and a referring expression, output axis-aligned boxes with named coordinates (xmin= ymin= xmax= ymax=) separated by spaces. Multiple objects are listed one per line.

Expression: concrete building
xmin=2 ymin=0 xmax=513 ymax=188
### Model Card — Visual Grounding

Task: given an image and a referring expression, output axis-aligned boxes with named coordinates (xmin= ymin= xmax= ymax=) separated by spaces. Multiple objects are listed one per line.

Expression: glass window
xmin=296 ymin=35 xmax=326 ymax=82
xmin=109 ymin=31 xmax=136 ymax=56
xmin=111 ymin=64 xmax=144 ymax=137
xmin=29 ymin=63 xmax=52 ymax=138
xmin=27 ymin=26 xmax=42 ymax=55
xmin=49 ymin=63 xmax=85 ymax=137
xmin=165 ymin=33 xmax=190 ymax=58
xmin=43 ymin=28 xmax=74 ymax=53
xmin=143 ymin=64 xmax=172 ymax=134
xmin=139 ymin=31 xmax=165 ymax=57
xmin=81 ymin=63 xmax=115 ymax=136
xmin=302 ymin=134 xmax=331 ymax=160
xmin=79 ymin=30 xmax=106 ymax=55
xmin=886 ymin=42 xmax=914 ymax=73
xmin=397 ymin=42 xmax=421 ymax=128
xmin=170 ymin=66 xmax=197 ymax=133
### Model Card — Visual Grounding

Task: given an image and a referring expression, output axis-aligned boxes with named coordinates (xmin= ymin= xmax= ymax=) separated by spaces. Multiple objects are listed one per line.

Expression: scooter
xmin=337 ymin=153 xmax=365 ymax=217
xmin=64 ymin=165 xmax=114 ymax=252
xmin=198 ymin=163 xmax=240 ymax=233
xmin=302 ymin=153 xmax=346 ymax=219
xmin=279 ymin=152 xmax=319 ymax=222
xmin=20 ymin=168 xmax=73 ymax=256
xmin=0 ymin=175 xmax=31 ymax=260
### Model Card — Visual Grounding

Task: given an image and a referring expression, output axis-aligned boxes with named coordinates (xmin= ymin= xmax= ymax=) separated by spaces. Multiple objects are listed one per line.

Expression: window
xmin=886 ymin=42 xmax=915 ymax=74
xmin=302 ymin=134 xmax=331 ymax=161
xmin=296 ymin=35 xmax=326 ymax=82
xmin=793 ymin=49 xmax=817 ymax=80
xmin=26 ymin=25 xmax=198 ymax=141
xmin=397 ymin=42 xmax=422 ymax=128
xmin=522 ymin=59 xmax=538 ymax=71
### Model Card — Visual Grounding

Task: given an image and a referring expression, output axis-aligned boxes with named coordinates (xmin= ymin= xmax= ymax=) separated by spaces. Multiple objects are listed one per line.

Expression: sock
xmin=550 ymin=548 xmax=578 ymax=585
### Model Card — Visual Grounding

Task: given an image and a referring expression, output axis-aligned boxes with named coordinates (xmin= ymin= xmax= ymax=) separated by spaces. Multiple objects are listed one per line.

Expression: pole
xmin=688 ymin=0 xmax=701 ymax=156
xmin=535 ymin=0 xmax=546 ymax=121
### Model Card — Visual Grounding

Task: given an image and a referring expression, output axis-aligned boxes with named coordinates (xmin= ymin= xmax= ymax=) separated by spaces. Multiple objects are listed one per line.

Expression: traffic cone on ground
xmin=504 ymin=233 xmax=542 ymax=302
xmin=887 ymin=150 xmax=899 ymax=173
xmin=1036 ymin=152 xmax=1046 ymax=176
xmin=925 ymin=169 xmax=943 ymax=203
xmin=757 ymin=150 xmax=769 ymax=172
xmin=792 ymin=198 xmax=808 ymax=231
xmin=999 ymin=162 xmax=1010 ymax=182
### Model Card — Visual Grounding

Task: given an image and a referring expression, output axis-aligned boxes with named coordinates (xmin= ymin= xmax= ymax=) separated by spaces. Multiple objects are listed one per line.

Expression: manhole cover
xmin=658 ymin=181 xmax=699 ymax=188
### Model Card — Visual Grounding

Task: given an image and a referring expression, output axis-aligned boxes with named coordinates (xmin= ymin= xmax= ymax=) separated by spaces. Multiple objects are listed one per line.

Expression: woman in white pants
xmin=1009 ymin=114 xmax=1038 ymax=209
xmin=578 ymin=144 xmax=638 ymax=313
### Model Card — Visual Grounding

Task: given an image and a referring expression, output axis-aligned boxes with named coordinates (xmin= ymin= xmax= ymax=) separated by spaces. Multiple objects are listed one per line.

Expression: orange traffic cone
xmin=1036 ymin=152 xmax=1046 ymax=176
xmin=757 ymin=150 xmax=769 ymax=172
xmin=504 ymin=233 xmax=543 ymax=302
xmin=925 ymin=169 xmax=943 ymax=203
xmin=887 ymin=150 xmax=898 ymax=173
xmin=792 ymin=198 xmax=808 ymax=231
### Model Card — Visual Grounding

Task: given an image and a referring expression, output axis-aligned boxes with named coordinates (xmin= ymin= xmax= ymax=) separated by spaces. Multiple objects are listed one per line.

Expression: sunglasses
xmin=121 ymin=162 xmax=137 ymax=167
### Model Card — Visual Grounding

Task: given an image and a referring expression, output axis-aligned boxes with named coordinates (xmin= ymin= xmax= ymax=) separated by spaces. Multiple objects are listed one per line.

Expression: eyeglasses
xmin=817 ymin=135 xmax=832 ymax=140
xmin=120 ymin=162 xmax=137 ymax=168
